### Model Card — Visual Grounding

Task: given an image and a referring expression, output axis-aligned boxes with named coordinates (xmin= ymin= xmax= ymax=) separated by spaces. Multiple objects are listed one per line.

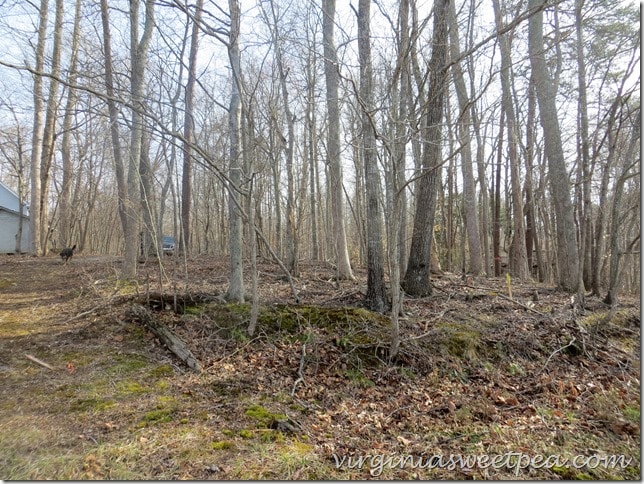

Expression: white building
xmin=0 ymin=181 xmax=31 ymax=254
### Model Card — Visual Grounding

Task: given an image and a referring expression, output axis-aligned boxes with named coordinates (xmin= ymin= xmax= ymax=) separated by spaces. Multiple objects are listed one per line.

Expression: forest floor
xmin=0 ymin=254 xmax=640 ymax=480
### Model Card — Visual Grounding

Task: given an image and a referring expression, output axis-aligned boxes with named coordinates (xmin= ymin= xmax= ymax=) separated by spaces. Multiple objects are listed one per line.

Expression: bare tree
xmin=100 ymin=0 xmax=129 ymax=244
xmin=181 ymin=0 xmax=204 ymax=257
xmin=448 ymin=0 xmax=482 ymax=275
xmin=35 ymin=0 xmax=64 ymax=254
xmin=120 ymin=0 xmax=155 ymax=279
xmin=604 ymin=108 xmax=639 ymax=306
xmin=262 ymin=0 xmax=299 ymax=276
xmin=226 ymin=0 xmax=245 ymax=302
xmin=322 ymin=0 xmax=354 ymax=281
xmin=59 ymin=0 xmax=82 ymax=250
xmin=403 ymin=0 xmax=450 ymax=297
xmin=357 ymin=0 xmax=387 ymax=313
xmin=492 ymin=0 xmax=528 ymax=280
xmin=528 ymin=0 xmax=579 ymax=292
xmin=28 ymin=0 xmax=49 ymax=256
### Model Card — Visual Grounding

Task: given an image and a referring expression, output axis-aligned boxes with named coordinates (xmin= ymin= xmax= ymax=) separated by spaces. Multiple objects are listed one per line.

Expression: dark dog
xmin=60 ymin=244 xmax=76 ymax=263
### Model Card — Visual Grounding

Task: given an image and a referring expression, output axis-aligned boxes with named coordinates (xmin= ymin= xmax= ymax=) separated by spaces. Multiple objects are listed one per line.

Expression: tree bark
xmin=122 ymin=0 xmax=155 ymax=279
xmin=29 ymin=0 xmax=49 ymax=256
xmin=59 ymin=0 xmax=82 ymax=250
xmin=528 ymin=0 xmax=579 ymax=292
xmin=100 ymin=0 xmax=129 ymax=244
xmin=574 ymin=0 xmax=593 ymax=294
xmin=38 ymin=0 xmax=64 ymax=255
xmin=128 ymin=304 xmax=201 ymax=372
xmin=322 ymin=0 xmax=354 ymax=280
xmin=448 ymin=0 xmax=482 ymax=275
xmin=265 ymin=0 xmax=298 ymax=276
xmin=358 ymin=0 xmax=388 ymax=313
xmin=403 ymin=0 xmax=449 ymax=297
xmin=604 ymin=109 xmax=639 ymax=306
xmin=181 ymin=0 xmax=204 ymax=257
xmin=226 ymin=0 xmax=245 ymax=302
xmin=492 ymin=0 xmax=528 ymax=280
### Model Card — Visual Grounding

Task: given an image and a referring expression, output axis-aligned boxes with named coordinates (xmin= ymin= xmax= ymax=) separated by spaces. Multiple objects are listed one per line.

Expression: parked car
xmin=162 ymin=236 xmax=176 ymax=255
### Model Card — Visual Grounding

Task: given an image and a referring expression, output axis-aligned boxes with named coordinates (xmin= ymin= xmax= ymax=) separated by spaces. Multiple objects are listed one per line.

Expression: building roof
xmin=0 ymin=180 xmax=29 ymax=217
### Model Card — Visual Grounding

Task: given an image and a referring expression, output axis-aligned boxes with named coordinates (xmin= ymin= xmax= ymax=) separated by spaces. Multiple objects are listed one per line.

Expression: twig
xmin=290 ymin=343 xmax=307 ymax=397
xmin=401 ymin=304 xmax=452 ymax=342
xmin=59 ymin=287 xmax=123 ymax=325
xmin=537 ymin=338 xmax=576 ymax=375
xmin=211 ymin=336 xmax=262 ymax=364
xmin=462 ymin=283 xmax=550 ymax=318
xmin=25 ymin=354 xmax=56 ymax=371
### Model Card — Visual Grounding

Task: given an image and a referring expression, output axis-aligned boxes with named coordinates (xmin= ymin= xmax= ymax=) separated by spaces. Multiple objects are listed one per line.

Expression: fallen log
xmin=126 ymin=303 xmax=202 ymax=373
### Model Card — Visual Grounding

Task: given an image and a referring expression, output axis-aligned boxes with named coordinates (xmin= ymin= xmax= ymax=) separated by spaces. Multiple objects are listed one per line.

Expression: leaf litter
xmin=0 ymin=255 xmax=639 ymax=479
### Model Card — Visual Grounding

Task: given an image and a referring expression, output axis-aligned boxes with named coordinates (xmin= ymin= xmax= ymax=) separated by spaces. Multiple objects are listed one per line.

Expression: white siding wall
xmin=0 ymin=211 xmax=30 ymax=253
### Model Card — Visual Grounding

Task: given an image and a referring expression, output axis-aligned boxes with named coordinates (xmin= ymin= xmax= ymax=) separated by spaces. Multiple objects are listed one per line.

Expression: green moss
xmin=623 ymin=405 xmax=640 ymax=423
xmin=239 ymin=429 xmax=254 ymax=439
xmin=260 ymin=430 xmax=284 ymax=443
xmin=230 ymin=326 xmax=250 ymax=343
xmin=157 ymin=395 xmax=177 ymax=406
xmin=183 ymin=305 xmax=204 ymax=315
xmin=137 ymin=408 xmax=174 ymax=427
xmin=106 ymin=354 xmax=149 ymax=376
xmin=70 ymin=397 xmax=116 ymax=412
xmin=212 ymin=441 xmax=233 ymax=450
xmin=115 ymin=380 xmax=149 ymax=395
xmin=507 ymin=362 xmax=526 ymax=376
xmin=148 ymin=364 xmax=174 ymax=378
xmin=288 ymin=441 xmax=313 ymax=454
xmin=194 ymin=302 xmax=388 ymax=338
xmin=551 ymin=466 xmax=593 ymax=480
xmin=154 ymin=381 xmax=169 ymax=391
xmin=447 ymin=330 xmax=480 ymax=359
xmin=245 ymin=404 xmax=287 ymax=427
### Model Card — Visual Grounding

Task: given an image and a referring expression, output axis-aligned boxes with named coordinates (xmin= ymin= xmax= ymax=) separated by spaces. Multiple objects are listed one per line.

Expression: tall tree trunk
xmin=322 ymin=0 xmax=354 ymax=280
xmin=493 ymin=109 xmax=504 ymax=277
xmin=59 ymin=0 xmax=82 ymax=249
xmin=574 ymin=0 xmax=592 ymax=294
xmin=100 ymin=0 xmax=128 ymax=243
xmin=29 ymin=0 xmax=48 ymax=256
xmin=305 ymin=46 xmax=320 ymax=260
xmin=122 ymin=0 xmax=155 ymax=279
xmin=139 ymin=129 xmax=157 ymax=257
xmin=525 ymin=80 xmax=539 ymax=279
xmin=391 ymin=0 xmax=411 ymax=278
xmin=604 ymin=109 xmax=639 ymax=306
xmin=358 ymin=0 xmax=387 ymax=313
xmin=591 ymin=95 xmax=621 ymax=295
xmin=181 ymin=0 xmax=204 ymax=257
xmin=265 ymin=0 xmax=298 ymax=276
xmin=492 ymin=0 xmax=528 ymax=280
xmin=387 ymin=0 xmax=412 ymax=358
xmin=447 ymin=0 xmax=482 ymax=275
xmin=226 ymin=0 xmax=245 ymax=302
xmin=403 ymin=0 xmax=449 ymax=297
xmin=528 ymin=0 xmax=579 ymax=292
xmin=38 ymin=0 xmax=64 ymax=255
